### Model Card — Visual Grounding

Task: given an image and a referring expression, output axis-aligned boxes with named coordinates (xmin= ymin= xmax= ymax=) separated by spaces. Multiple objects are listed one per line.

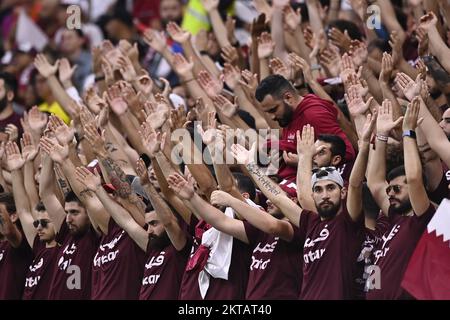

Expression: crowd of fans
xmin=0 ymin=0 xmax=449 ymax=300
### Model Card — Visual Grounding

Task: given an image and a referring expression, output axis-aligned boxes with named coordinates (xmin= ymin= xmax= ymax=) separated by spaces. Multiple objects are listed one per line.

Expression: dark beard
xmin=277 ymin=102 xmax=294 ymax=127
xmin=389 ymin=200 xmax=412 ymax=215
xmin=149 ymin=230 xmax=171 ymax=250
xmin=0 ymin=95 xmax=8 ymax=112
xmin=317 ymin=201 xmax=340 ymax=219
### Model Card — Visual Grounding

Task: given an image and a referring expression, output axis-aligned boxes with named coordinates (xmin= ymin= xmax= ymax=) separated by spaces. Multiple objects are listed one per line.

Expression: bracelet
xmin=376 ymin=134 xmax=388 ymax=142
xmin=310 ymin=64 xmax=321 ymax=71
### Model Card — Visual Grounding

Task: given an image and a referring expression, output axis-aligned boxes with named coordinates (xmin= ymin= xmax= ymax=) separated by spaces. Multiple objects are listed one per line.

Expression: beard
xmin=316 ymin=200 xmax=340 ymax=219
xmin=389 ymin=198 xmax=412 ymax=215
xmin=276 ymin=102 xmax=294 ymax=127
xmin=0 ymin=95 xmax=8 ymax=112
xmin=149 ymin=230 xmax=171 ymax=250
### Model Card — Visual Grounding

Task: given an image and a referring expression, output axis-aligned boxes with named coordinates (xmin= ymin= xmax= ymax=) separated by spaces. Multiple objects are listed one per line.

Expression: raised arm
xmin=21 ymin=133 xmax=40 ymax=211
xmin=230 ymin=143 xmax=304 ymax=227
xmin=5 ymin=142 xmax=35 ymax=248
xmin=402 ymin=97 xmax=431 ymax=216
xmin=347 ymin=112 xmax=376 ymax=221
xmin=167 ymin=173 xmax=248 ymax=244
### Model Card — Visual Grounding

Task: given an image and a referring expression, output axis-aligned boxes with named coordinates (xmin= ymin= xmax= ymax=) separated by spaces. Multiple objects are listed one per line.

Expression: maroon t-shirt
xmin=298 ymin=207 xmax=364 ymax=300
xmin=277 ymin=94 xmax=356 ymax=180
xmin=139 ymin=239 xmax=191 ymax=300
xmin=22 ymin=235 xmax=59 ymax=300
xmin=0 ymin=233 xmax=32 ymax=299
xmin=428 ymin=164 xmax=450 ymax=204
xmin=0 ymin=111 xmax=23 ymax=138
xmin=48 ymin=222 xmax=99 ymax=299
xmin=179 ymin=215 xmax=251 ymax=300
xmin=366 ymin=205 xmax=436 ymax=300
xmin=243 ymin=221 xmax=303 ymax=300
xmin=91 ymin=218 xmax=146 ymax=300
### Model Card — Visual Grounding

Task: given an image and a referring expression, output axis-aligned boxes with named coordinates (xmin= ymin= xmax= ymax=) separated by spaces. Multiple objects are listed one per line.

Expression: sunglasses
xmin=312 ymin=166 xmax=337 ymax=177
xmin=386 ymin=185 xmax=402 ymax=195
xmin=33 ymin=219 xmax=50 ymax=229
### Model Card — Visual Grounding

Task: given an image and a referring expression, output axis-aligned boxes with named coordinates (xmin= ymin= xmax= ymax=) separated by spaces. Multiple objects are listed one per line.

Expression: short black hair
xmin=108 ymin=9 xmax=134 ymax=28
xmin=317 ymin=134 xmax=346 ymax=164
xmin=0 ymin=72 xmax=18 ymax=97
xmin=387 ymin=165 xmax=406 ymax=183
xmin=64 ymin=191 xmax=82 ymax=204
xmin=35 ymin=202 xmax=46 ymax=212
xmin=233 ymin=172 xmax=256 ymax=201
xmin=255 ymin=75 xmax=296 ymax=102
xmin=0 ymin=193 xmax=16 ymax=215
xmin=327 ymin=20 xmax=363 ymax=41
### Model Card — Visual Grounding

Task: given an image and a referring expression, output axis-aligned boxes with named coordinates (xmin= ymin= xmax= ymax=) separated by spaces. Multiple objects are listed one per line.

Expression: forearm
xmin=46 ymin=76 xmax=76 ymax=117
xmin=428 ymin=27 xmax=450 ymax=73
xmin=250 ymin=39 xmax=260 ymax=80
xmin=362 ymin=64 xmax=383 ymax=104
xmin=380 ymin=82 xmax=403 ymax=122
xmin=306 ymin=0 xmax=324 ymax=37
xmin=259 ymin=58 xmax=270 ymax=80
xmin=118 ymin=111 xmax=147 ymax=155
xmin=296 ymin=154 xmax=316 ymax=211
xmin=11 ymin=169 xmax=31 ymax=214
xmin=208 ymin=9 xmax=231 ymax=48
xmin=292 ymin=28 xmax=311 ymax=63
xmin=271 ymin=7 xmax=288 ymax=62
xmin=367 ymin=139 xmax=387 ymax=188
xmin=24 ymin=162 xmax=39 ymax=211
xmin=328 ymin=0 xmax=340 ymax=22
xmin=377 ymin=0 xmax=406 ymax=40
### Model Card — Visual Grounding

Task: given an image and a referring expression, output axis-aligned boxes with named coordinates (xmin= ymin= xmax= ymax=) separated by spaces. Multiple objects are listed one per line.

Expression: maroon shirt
xmin=428 ymin=164 xmax=450 ymax=204
xmin=0 ymin=233 xmax=32 ymax=299
xmin=0 ymin=111 xmax=23 ymax=138
xmin=48 ymin=222 xmax=99 ymax=299
xmin=22 ymin=235 xmax=59 ymax=300
xmin=299 ymin=207 xmax=364 ymax=300
xmin=366 ymin=205 xmax=436 ymax=300
xmin=91 ymin=219 xmax=146 ymax=300
xmin=179 ymin=216 xmax=251 ymax=300
xmin=139 ymin=240 xmax=191 ymax=300
xmin=243 ymin=221 xmax=303 ymax=300
xmin=278 ymin=94 xmax=356 ymax=180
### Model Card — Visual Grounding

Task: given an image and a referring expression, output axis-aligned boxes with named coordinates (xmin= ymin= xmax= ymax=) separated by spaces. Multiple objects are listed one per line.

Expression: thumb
xmin=394 ymin=116 xmax=404 ymax=127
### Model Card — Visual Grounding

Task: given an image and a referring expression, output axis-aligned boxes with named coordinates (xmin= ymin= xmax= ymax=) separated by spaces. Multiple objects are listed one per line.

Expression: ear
xmin=340 ymin=187 xmax=347 ymax=200
xmin=331 ymin=155 xmax=342 ymax=167
xmin=6 ymin=91 xmax=14 ymax=102
xmin=9 ymin=213 xmax=18 ymax=223
xmin=241 ymin=192 xmax=250 ymax=199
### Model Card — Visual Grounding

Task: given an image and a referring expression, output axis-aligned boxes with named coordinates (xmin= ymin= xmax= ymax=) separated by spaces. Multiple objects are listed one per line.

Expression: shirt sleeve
xmin=242 ymin=220 xmax=263 ymax=246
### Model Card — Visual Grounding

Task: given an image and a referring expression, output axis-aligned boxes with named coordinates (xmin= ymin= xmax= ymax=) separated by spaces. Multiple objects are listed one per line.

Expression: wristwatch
xmin=402 ymin=130 xmax=417 ymax=139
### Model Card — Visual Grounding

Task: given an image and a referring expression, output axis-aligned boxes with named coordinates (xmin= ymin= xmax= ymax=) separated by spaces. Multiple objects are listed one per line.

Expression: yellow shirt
xmin=38 ymin=101 xmax=71 ymax=125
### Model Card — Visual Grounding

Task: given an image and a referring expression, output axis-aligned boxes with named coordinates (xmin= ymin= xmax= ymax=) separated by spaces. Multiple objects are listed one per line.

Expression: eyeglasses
xmin=386 ymin=185 xmax=402 ymax=195
xmin=33 ymin=219 xmax=50 ymax=229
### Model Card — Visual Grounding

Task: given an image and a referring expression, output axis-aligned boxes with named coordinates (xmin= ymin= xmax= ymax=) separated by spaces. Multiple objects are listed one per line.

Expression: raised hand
xmin=212 ymin=94 xmax=238 ymax=118
xmin=135 ymin=158 xmax=150 ymax=185
xmin=344 ymin=85 xmax=372 ymax=116
xmin=239 ymin=69 xmax=259 ymax=93
xmin=419 ymin=11 xmax=438 ymax=31
xmin=5 ymin=124 xmax=18 ymax=142
xmin=415 ymin=27 xmax=429 ymax=56
xmin=84 ymin=87 xmax=106 ymax=115
xmin=27 ymin=106 xmax=48 ymax=133
xmin=143 ymin=29 xmax=167 ymax=53
xmin=134 ymin=74 xmax=154 ymax=96
xmin=251 ymin=13 xmax=269 ymax=39
xmin=58 ymin=58 xmax=77 ymax=87
xmin=394 ymin=72 xmax=422 ymax=101
xmin=389 ymin=30 xmax=404 ymax=64
xmin=106 ymin=83 xmax=128 ymax=116
xmin=5 ymin=141 xmax=25 ymax=171
xmin=210 ymin=190 xmax=234 ymax=207
xmin=117 ymin=53 xmax=137 ymax=83
xmin=253 ymin=0 xmax=272 ymax=23
xmin=320 ymin=45 xmax=341 ymax=77
xmin=296 ymin=124 xmax=317 ymax=158
xmin=346 ymin=72 xmax=368 ymax=97
xmin=403 ymin=96 xmax=423 ymax=131
xmin=166 ymin=22 xmax=190 ymax=44
xmin=170 ymin=108 xmax=187 ymax=131
xmin=376 ymin=99 xmax=403 ymax=136
xmin=172 ymin=53 xmax=194 ymax=77
xmin=39 ymin=137 xmax=69 ymax=164
xmin=288 ymin=53 xmax=312 ymax=83
xmin=101 ymin=57 xmax=114 ymax=86
xmin=339 ymin=53 xmax=356 ymax=83
xmin=222 ymin=63 xmax=241 ymax=90
xmin=282 ymin=5 xmax=301 ymax=32
xmin=34 ymin=53 xmax=59 ymax=78
xmin=83 ymin=122 xmax=108 ymax=157
xmin=198 ymin=70 xmax=223 ymax=98
xmin=197 ymin=111 xmax=217 ymax=146
xmin=142 ymin=101 xmax=169 ymax=130
xmin=257 ymin=32 xmax=275 ymax=59
xmin=221 ymin=45 xmax=239 ymax=65
xmin=167 ymin=173 xmax=195 ymax=200
xmin=361 ymin=110 xmax=377 ymax=143
xmin=270 ymin=57 xmax=292 ymax=80
xmin=48 ymin=115 xmax=75 ymax=145
xmin=379 ymin=52 xmax=393 ymax=84
xmin=349 ymin=40 xmax=368 ymax=67
xmin=230 ymin=142 xmax=257 ymax=165
xmin=20 ymin=132 xmax=39 ymax=162
xmin=140 ymin=121 xmax=162 ymax=157
xmin=75 ymin=166 xmax=101 ymax=192
xmin=328 ymin=28 xmax=351 ymax=52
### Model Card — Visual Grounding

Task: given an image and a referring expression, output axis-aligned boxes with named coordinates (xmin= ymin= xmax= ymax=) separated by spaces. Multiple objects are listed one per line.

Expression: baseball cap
xmin=311 ymin=167 xmax=344 ymax=188
xmin=279 ymin=179 xmax=298 ymax=198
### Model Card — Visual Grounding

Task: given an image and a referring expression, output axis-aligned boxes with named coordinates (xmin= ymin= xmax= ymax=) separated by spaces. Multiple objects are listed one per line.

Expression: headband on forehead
xmin=311 ymin=167 xmax=344 ymax=188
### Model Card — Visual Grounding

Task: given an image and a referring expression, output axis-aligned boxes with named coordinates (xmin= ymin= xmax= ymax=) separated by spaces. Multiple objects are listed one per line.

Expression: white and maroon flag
xmin=401 ymin=199 xmax=450 ymax=299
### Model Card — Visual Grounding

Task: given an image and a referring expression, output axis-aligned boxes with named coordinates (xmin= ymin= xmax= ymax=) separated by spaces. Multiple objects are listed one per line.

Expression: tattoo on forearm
xmin=100 ymin=157 xmax=132 ymax=198
xmin=105 ymin=142 xmax=118 ymax=154
xmin=246 ymin=163 xmax=281 ymax=196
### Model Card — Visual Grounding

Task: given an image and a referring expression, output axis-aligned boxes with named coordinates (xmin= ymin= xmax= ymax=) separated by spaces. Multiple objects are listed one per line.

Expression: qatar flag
xmin=401 ymin=199 xmax=450 ymax=300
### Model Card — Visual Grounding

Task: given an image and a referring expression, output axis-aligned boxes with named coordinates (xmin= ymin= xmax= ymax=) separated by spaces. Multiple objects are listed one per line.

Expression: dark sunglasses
xmin=33 ymin=219 xmax=50 ymax=229
xmin=386 ymin=185 xmax=402 ymax=195
xmin=312 ymin=166 xmax=337 ymax=177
